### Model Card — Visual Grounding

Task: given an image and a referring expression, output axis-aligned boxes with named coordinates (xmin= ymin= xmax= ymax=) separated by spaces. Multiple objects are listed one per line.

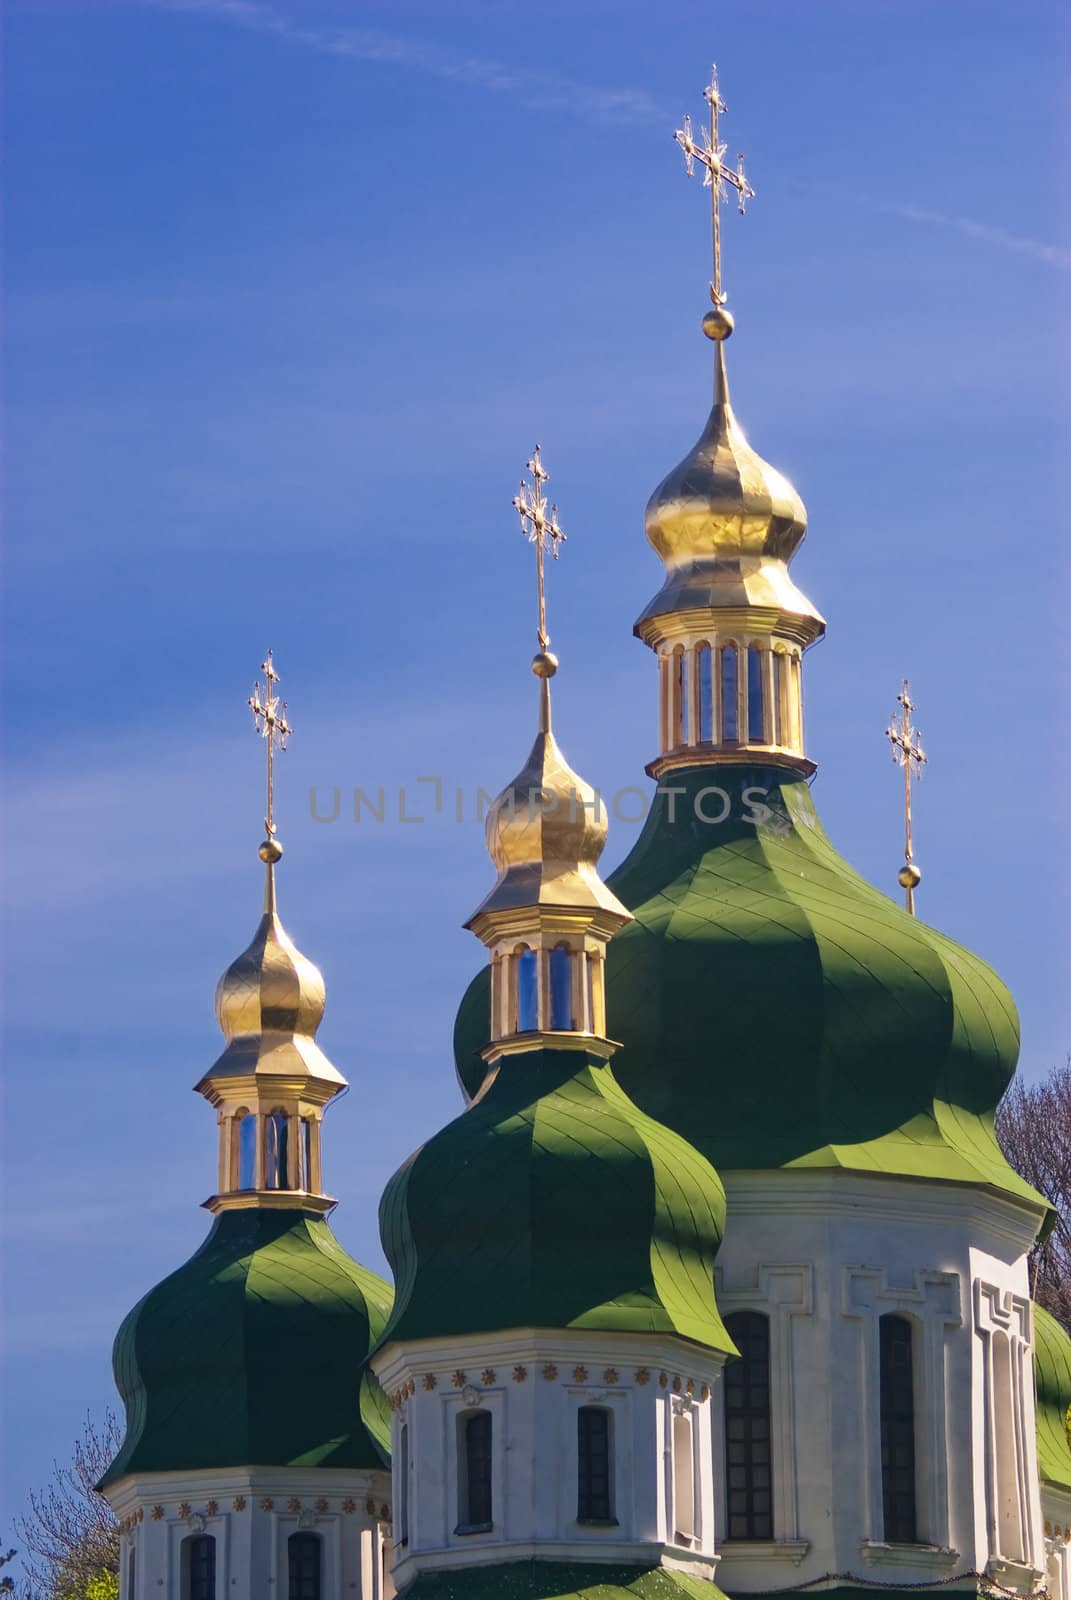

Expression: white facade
xmin=103 ymin=1466 xmax=393 ymax=1600
xmin=711 ymin=1169 xmax=1047 ymax=1595
xmin=371 ymin=1329 xmax=729 ymax=1591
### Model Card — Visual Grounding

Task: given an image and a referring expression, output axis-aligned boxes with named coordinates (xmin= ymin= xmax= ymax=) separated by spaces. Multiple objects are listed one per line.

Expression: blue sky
xmin=2 ymin=0 xmax=1068 ymax=1553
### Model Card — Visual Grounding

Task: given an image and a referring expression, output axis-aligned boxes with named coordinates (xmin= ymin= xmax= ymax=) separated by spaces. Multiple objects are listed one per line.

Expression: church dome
xmin=456 ymin=767 xmax=1044 ymax=1215
xmin=1034 ymin=1302 xmax=1071 ymax=1490
xmin=378 ymin=1044 xmax=732 ymax=1354
xmin=467 ymin=658 xmax=625 ymax=927
xmin=100 ymin=1208 xmax=393 ymax=1485
xmin=637 ymin=339 xmax=823 ymax=634
xmin=203 ymin=862 xmax=345 ymax=1091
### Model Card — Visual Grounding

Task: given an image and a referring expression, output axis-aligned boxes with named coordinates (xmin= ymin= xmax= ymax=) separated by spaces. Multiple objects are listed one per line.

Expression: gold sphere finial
xmin=897 ymin=863 xmax=921 ymax=890
xmin=532 ymin=650 xmax=559 ymax=680
xmin=259 ymin=836 xmax=284 ymax=864
xmin=702 ymin=306 xmax=734 ymax=341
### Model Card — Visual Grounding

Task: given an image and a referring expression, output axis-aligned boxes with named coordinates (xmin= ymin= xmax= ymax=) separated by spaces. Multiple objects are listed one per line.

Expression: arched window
xmin=673 ymin=647 xmax=687 ymax=745
xmin=182 ymin=1535 xmax=216 ymax=1600
xmin=236 ymin=1111 xmax=256 ymax=1190
xmin=724 ymin=1310 xmax=773 ymax=1540
xmin=549 ymin=945 xmax=573 ymax=1030
xmin=879 ymin=1314 xmax=918 ymax=1543
xmin=672 ymin=1409 xmax=696 ymax=1544
xmin=398 ymin=1420 xmax=411 ymax=1546
xmin=287 ymin=1532 xmax=321 ymax=1600
xmin=697 ymin=644 xmax=713 ymax=742
xmin=300 ymin=1117 xmax=313 ymax=1190
xmin=515 ymin=946 xmax=538 ymax=1033
xmin=773 ymin=651 xmax=789 ymax=746
xmin=457 ymin=1410 xmax=493 ymax=1533
xmin=721 ymin=645 xmax=739 ymax=741
xmin=577 ymin=1406 xmax=614 ymax=1523
xmin=264 ymin=1109 xmax=290 ymax=1189
xmin=747 ymin=645 xmax=765 ymax=741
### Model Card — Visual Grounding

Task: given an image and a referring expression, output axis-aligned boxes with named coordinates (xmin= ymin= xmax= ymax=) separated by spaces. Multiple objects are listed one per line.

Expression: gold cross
xmin=249 ymin=649 xmax=292 ymax=839
xmin=886 ymin=680 xmax=927 ymax=915
xmin=512 ymin=445 xmax=566 ymax=652
xmin=674 ymin=65 xmax=755 ymax=307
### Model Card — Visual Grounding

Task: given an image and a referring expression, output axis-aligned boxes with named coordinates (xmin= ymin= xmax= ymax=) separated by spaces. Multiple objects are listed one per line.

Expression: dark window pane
xmin=463 ymin=1411 xmax=493 ymax=1529
xmin=288 ymin=1534 xmax=321 ymax=1600
xmin=578 ymin=1406 xmax=613 ymax=1521
xmin=880 ymin=1315 xmax=918 ymax=1543
xmin=187 ymin=1536 xmax=215 ymax=1600
xmin=723 ymin=1311 xmax=774 ymax=1542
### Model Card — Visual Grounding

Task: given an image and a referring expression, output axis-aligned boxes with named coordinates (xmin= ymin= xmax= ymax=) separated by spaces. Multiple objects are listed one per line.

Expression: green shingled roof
xmin=1034 ymin=1303 xmax=1071 ymax=1490
xmin=454 ymin=766 xmax=1044 ymax=1216
xmin=396 ymin=1560 xmax=730 ymax=1600
xmin=102 ymin=1208 xmax=392 ymax=1485
xmin=379 ymin=1046 xmax=733 ymax=1352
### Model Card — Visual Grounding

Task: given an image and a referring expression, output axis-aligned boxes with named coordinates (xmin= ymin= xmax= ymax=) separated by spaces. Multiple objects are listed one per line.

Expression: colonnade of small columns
xmin=657 ymin=636 xmax=804 ymax=759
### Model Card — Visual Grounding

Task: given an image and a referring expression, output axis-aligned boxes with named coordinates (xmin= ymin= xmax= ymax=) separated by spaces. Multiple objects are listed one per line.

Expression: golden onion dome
xmin=197 ymin=851 xmax=346 ymax=1092
xmin=638 ymin=328 xmax=823 ymax=634
xmin=466 ymin=659 xmax=628 ymax=926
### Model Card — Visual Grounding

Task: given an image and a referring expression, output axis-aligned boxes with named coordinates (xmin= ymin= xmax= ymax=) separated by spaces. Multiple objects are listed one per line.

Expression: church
xmin=96 ymin=69 xmax=1071 ymax=1600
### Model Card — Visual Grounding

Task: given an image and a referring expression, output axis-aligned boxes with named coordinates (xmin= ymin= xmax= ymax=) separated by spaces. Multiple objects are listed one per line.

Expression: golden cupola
xmin=194 ymin=652 xmax=345 ymax=1216
xmin=636 ymin=69 xmax=825 ymax=780
xmin=465 ymin=448 xmax=631 ymax=1065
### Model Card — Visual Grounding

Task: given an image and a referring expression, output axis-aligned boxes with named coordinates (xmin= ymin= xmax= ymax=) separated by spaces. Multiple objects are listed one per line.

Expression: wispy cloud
xmin=835 ymin=189 xmax=1071 ymax=272
xmin=147 ymin=0 xmax=665 ymax=125
xmin=886 ymin=202 xmax=1071 ymax=271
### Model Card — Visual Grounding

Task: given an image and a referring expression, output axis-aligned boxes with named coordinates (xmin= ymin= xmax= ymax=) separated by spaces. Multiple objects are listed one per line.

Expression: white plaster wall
xmin=712 ymin=1170 xmax=1045 ymax=1595
xmin=104 ymin=1465 xmax=391 ymax=1600
xmin=372 ymin=1329 xmax=726 ymax=1590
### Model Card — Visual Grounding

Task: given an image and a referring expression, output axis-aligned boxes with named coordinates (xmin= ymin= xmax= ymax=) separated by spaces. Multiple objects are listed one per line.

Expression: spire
xmin=637 ymin=67 xmax=824 ymax=781
xmin=194 ymin=651 xmax=345 ymax=1215
xmin=465 ymin=450 xmax=630 ymax=1062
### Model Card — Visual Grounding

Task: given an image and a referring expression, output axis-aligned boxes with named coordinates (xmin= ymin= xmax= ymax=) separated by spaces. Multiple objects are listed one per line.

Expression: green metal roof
xmin=455 ymin=767 xmax=1043 ymax=1215
xmin=379 ymin=1046 xmax=733 ymax=1353
xmin=396 ymin=1560 xmax=729 ymax=1600
xmin=1034 ymin=1303 xmax=1071 ymax=1490
xmin=102 ymin=1208 xmax=392 ymax=1485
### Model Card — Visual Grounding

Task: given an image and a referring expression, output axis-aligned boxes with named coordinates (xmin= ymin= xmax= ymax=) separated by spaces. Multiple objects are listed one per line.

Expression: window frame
xmin=456 ymin=1408 xmax=494 ymax=1535
xmin=723 ymin=1309 xmax=774 ymax=1542
xmin=577 ymin=1404 xmax=616 ymax=1525
xmin=879 ymin=1312 xmax=919 ymax=1545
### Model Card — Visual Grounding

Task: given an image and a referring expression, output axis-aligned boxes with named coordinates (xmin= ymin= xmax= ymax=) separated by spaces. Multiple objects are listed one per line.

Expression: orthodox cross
xmin=886 ymin=680 xmax=927 ymax=915
xmin=674 ymin=65 xmax=755 ymax=306
xmin=512 ymin=445 xmax=566 ymax=652
xmin=249 ymin=649 xmax=292 ymax=840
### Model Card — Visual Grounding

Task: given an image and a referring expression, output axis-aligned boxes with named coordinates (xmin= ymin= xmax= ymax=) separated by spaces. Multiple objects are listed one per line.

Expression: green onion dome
xmin=455 ymin=768 xmax=1042 ymax=1213
xmin=378 ymin=1045 xmax=733 ymax=1353
xmin=394 ymin=1559 xmax=731 ymax=1600
xmin=101 ymin=1208 xmax=392 ymax=1485
xmin=1034 ymin=1303 xmax=1071 ymax=1490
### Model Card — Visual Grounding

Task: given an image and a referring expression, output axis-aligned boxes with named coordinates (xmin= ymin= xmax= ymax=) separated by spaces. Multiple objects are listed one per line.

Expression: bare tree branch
xmin=997 ymin=1056 xmax=1071 ymax=1334
xmin=14 ymin=1415 xmax=120 ymax=1599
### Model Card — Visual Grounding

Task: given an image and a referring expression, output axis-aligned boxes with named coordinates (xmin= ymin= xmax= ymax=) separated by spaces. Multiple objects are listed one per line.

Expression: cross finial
xmin=885 ymin=679 xmax=927 ymax=915
xmin=512 ymin=444 xmax=566 ymax=655
xmin=674 ymin=65 xmax=755 ymax=307
xmin=249 ymin=648 xmax=292 ymax=847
